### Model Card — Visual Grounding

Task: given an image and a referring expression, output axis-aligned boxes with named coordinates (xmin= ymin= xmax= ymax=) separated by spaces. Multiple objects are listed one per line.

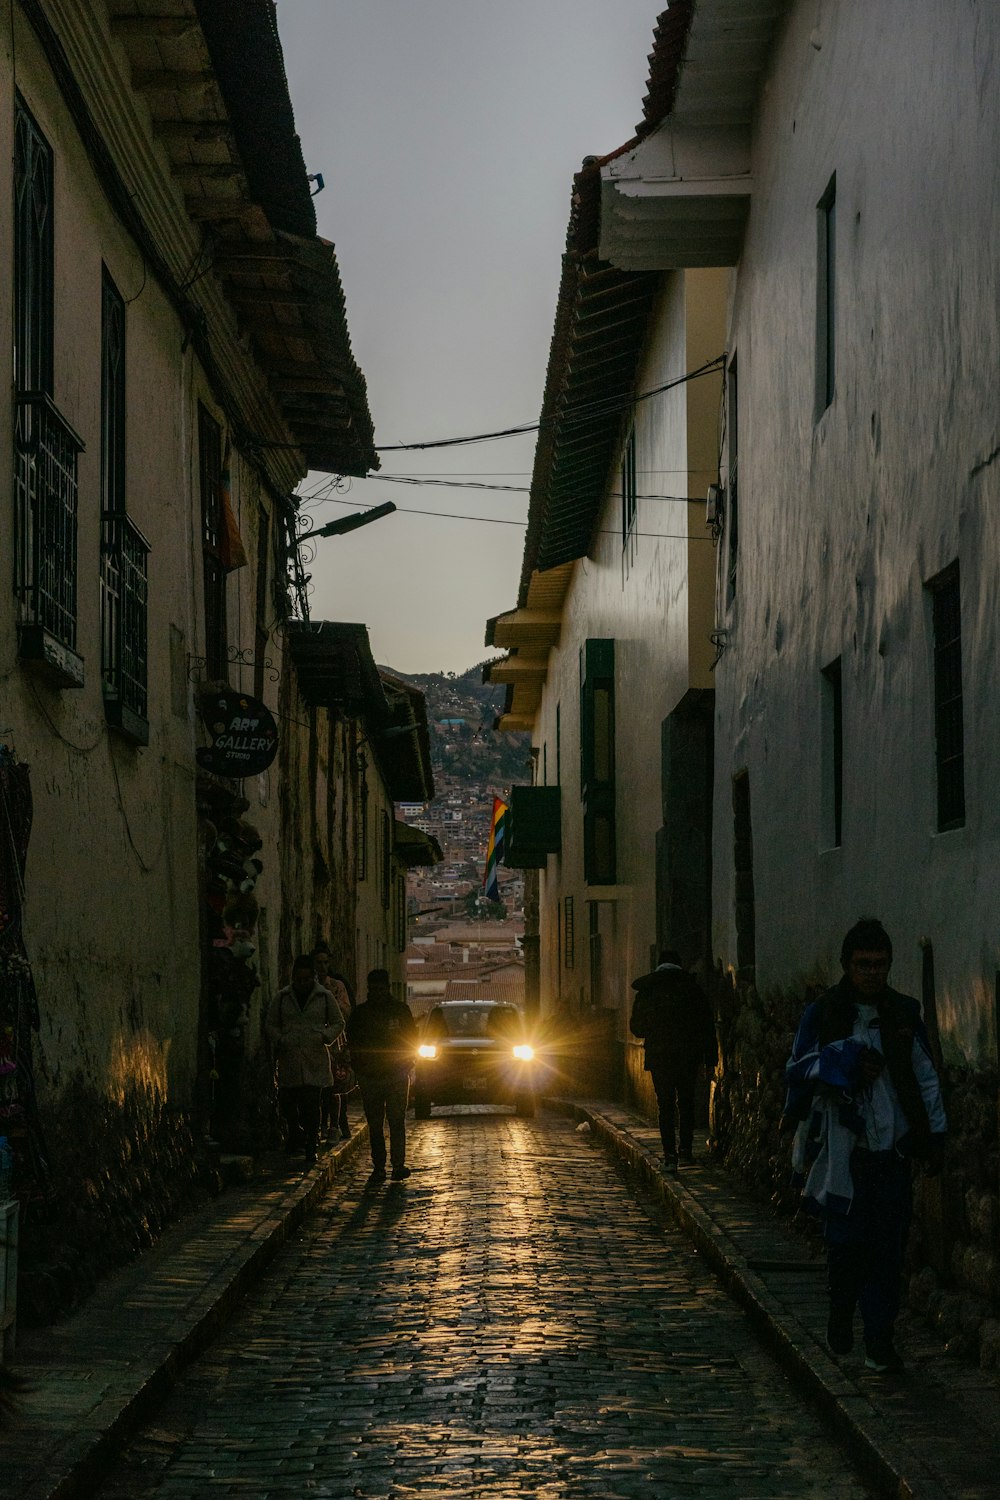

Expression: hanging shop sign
xmin=196 ymin=691 xmax=279 ymax=778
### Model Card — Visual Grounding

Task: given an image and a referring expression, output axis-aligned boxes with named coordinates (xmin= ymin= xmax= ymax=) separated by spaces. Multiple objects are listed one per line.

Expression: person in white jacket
xmin=265 ymin=953 xmax=344 ymax=1168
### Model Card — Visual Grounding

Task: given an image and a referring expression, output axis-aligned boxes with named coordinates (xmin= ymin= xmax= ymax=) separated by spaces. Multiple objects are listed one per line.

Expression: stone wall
xmin=19 ymin=1075 xmax=219 ymax=1326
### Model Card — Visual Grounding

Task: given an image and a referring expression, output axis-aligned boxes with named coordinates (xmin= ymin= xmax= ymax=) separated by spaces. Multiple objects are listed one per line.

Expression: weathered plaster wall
xmin=711 ymin=0 xmax=1000 ymax=1064
xmin=2 ymin=16 xmax=203 ymax=1116
xmin=0 ymin=8 xmax=305 ymax=1316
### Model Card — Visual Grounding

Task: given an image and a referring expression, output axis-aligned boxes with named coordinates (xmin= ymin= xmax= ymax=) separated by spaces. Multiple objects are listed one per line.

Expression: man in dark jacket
xmin=347 ymin=969 xmax=418 ymax=1183
xmin=630 ymin=949 xmax=716 ymax=1172
xmin=784 ymin=918 xmax=946 ymax=1374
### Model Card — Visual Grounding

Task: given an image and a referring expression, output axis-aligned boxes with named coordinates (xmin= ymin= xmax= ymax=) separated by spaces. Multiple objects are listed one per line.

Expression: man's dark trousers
xmin=359 ymin=1073 xmax=410 ymax=1170
xmin=824 ymin=1149 xmax=912 ymax=1353
xmin=279 ymin=1085 xmax=321 ymax=1159
xmin=649 ymin=1064 xmax=696 ymax=1158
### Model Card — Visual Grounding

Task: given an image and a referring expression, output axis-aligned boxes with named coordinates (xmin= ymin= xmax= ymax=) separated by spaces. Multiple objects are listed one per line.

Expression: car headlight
xmin=512 ymin=1044 xmax=534 ymax=1061
xmin=418 ymin=1043 xmax=438 ymax=1060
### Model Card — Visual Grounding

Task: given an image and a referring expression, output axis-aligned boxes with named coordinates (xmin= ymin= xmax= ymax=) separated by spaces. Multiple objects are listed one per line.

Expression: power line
xmin=374 ymin=473 xmax=703 ymax=503
xmin=309 ymin=493 xmax=714 ymax=541
xmin=374 ymin=354 xmax=725 ymax=453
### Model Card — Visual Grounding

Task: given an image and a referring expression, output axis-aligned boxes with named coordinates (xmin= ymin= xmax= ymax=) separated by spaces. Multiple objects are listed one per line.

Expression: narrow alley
xmin=96 ymin=1112 xmax=868 ymax=1499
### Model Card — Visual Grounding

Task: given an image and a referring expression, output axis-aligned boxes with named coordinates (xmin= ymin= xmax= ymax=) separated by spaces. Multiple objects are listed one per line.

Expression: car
xmin=413 ymin=1000 xmax=538 ymax=1118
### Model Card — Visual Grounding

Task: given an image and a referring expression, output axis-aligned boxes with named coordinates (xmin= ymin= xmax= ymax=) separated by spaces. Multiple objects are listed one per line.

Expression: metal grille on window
xmin=101 ymin=513 xmax=149 ymax=732
xmin=14 ymin=394 xmax=82 ymax=650
xmin=100 ymin=271 xmax=149 ymax=739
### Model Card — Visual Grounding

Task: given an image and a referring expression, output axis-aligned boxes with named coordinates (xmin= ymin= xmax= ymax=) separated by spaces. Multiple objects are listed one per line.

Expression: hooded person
xmin=629 ymin=949 xmax=716 ymax=1172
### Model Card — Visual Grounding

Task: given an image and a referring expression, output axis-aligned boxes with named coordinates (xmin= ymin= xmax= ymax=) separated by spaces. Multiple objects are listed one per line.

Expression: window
xmin=926 ymin=562 xmax=965 ymax=830
xmin=580 ymin=639 xmax=616 ymax=884
xmin=817 ymin=174 xmax=836 ymax=416
xmin=13 ymin=98 xmax=83 ymax=680
xmin=621 ymin=425 xmax=637 ymax=551
xmin=564 ymin=895 xmax=575 ymax=969
xmin=356 ymin=760 xmax=369 ymax=880
xmin=198 ymin=405 xmax=227 ymax=680
xmin=395 ymin=874 xmax=407 ymax=953
xmin=555 ymin=702 xmax=561 ymax=785
xmin=726 ymin=354 xmax=739 ymax=604
xmin=254 ymin=501 xmax=270 ymax=698
xmin=732 ymin=770 xmax=756 ymax=975
xmin=820 ymin=657 xmax=843 ymax=847
xmin=14 ymin=95 xmax=53 ymax=397
xmin=381 ymin=809 xmax=392 ymax=909
xmin=100 ymin=269 xmax=149 ymax=741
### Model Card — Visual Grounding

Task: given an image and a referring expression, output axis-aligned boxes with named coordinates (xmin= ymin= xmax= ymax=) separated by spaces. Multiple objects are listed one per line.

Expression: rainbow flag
xmin=482 ymin=796 xmax=508 ymax=902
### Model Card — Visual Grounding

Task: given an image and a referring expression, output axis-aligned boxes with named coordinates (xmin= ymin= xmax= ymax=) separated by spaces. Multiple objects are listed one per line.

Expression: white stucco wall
xmin=711 ymin=0 xmax=1000 ymax=1062
xmin=533 ymin=269 xmax=727 ymax=1041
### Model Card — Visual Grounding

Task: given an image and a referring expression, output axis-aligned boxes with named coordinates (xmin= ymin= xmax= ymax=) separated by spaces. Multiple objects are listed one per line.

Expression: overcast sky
xmin=277 ymin=1 xmax=662 ymax=674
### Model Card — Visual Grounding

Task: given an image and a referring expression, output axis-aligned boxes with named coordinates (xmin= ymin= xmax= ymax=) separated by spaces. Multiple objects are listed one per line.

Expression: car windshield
xmin=431 ymin=1005 xmax=519 ymax=1039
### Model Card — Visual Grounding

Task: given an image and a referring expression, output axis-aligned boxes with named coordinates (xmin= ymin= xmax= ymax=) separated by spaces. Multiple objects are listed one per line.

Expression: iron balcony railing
xmin=14 ymin=391 xmax=84 ymax=651
xmin=101 ymin=510 xmax=150 ymax=737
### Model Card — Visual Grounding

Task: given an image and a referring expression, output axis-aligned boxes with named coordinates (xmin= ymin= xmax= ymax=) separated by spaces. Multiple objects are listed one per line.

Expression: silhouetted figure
xmin=347 ymin=970 xmax=417 ymax=1183
xmin=265 ymin=953 xmax=344 ymax=1169
xmin=630 ymin=949 xmax=716 ymax=1172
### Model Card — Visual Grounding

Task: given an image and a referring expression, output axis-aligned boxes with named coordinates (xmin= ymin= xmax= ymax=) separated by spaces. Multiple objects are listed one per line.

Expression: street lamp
xmin=297 ymin=501 xmax=396 ymax=541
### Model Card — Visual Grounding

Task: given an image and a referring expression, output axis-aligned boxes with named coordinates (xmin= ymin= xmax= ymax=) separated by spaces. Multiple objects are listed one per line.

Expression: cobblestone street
xmin=98 ymin=1110 xmax=870 ymax=1499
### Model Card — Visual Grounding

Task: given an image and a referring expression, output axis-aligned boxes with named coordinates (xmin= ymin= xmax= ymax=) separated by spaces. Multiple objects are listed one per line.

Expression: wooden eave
xmin=106 ymin=0 xmax=377 ymax=477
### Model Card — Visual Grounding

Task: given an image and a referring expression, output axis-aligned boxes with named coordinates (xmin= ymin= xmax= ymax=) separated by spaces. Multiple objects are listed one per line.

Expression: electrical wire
xmin=373 ymin=354 xmax=725 ymax=453
xmin=307 ymin=494 xmax=714 ymax=541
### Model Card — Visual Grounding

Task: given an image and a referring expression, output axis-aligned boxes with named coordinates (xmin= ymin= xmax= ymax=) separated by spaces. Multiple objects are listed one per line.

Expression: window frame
xmin=926 ymin=561 xmax=965 ymax=832
xmin=816 ymin=174 xmax=837 ymax=417
xmin=820 ymin=657 xmax=843 ymax=848
xmin=198 ymin=404 xmax=227 ymax=682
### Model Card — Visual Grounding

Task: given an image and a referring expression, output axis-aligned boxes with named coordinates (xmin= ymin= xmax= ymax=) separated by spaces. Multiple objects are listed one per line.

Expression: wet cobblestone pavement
xmin=98 ymin=1110 xmax=871 ymax=1498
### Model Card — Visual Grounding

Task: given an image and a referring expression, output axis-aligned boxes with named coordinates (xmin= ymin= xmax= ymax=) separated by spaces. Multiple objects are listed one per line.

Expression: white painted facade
xmin=704 ymin=0 xmax=1000 ymax=1062
xmin=528 ymin=270 xmax=725 ymax=1056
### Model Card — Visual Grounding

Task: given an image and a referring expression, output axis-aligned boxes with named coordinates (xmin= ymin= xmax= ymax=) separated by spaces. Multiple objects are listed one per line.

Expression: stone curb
xmin=550 ymin=1098 xmax=949 ymax=1500
xmin=23 ymin=1126 xmax=369 ymax=1500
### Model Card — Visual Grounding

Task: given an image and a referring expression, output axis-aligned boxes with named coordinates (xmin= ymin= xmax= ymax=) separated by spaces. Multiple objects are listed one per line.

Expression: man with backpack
xmin=629 ymin=949 xmax=716 ymax=1173
xmin=347 ymin=969 xmax=418 ymax=1184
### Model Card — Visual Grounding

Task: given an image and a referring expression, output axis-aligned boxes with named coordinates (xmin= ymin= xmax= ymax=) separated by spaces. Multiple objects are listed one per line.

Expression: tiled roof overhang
xmin=524 ymin=159 xmax=660 ymax=581
xmin=378 ymin=673 xmax=436 ymax=804
xmin=395 ymin=821 xmax=443 ymax=868
xmin=286 ymin=620 xmax=387 ymax=715
xmin=602 ymin=0 xmax=789 ymax=273
xmin=636 ymin=2 xmax=697 ymax=137
xmin=286 ymin=629 xmax=433 ymax=800
xmin=107 ymin=0 xmax=377 ymax=476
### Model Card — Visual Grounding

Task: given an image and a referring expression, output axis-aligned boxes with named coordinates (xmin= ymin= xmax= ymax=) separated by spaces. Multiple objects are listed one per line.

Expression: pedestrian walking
xmin=265 ymin=953 xmax=345 ymax=1169
xmin=783 ymin=917 xmax=947 ymax=1373
xmin=629 ymin=948 xmax=716 ymax=1173
xmin=312 ymin=942 xmax=353 ymax=1144
xmin=347 ymin=969 xmax=417 ymax=1183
